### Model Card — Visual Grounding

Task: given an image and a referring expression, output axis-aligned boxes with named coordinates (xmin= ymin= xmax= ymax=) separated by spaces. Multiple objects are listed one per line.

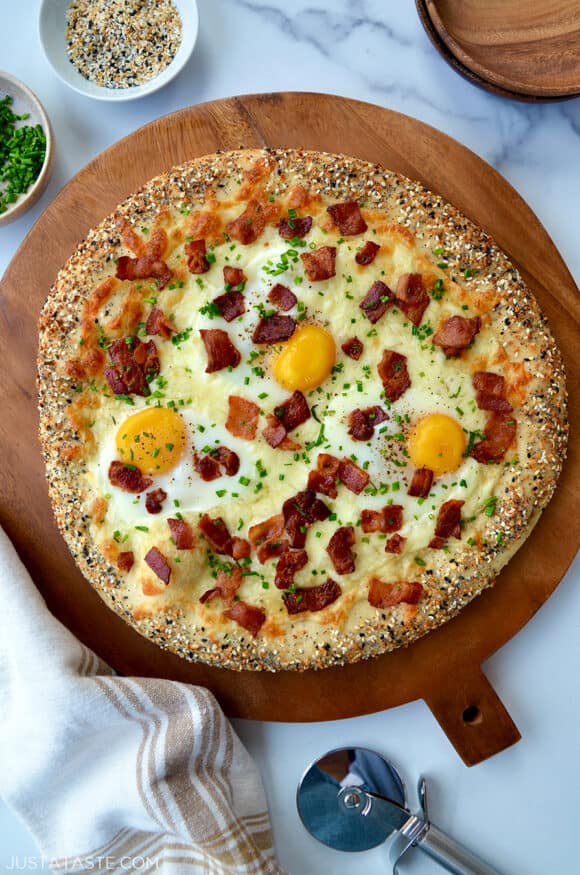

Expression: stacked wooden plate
xmin=416 ymin=0 xmax=580 ymax=102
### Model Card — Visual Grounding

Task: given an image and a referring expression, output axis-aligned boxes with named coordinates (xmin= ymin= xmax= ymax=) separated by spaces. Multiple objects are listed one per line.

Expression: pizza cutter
xmin=297 ymin=747 xmax=502 ymax=874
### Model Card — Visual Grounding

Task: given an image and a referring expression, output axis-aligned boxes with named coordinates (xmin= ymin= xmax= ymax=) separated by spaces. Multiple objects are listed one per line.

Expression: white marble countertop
xmin=1 ymin=2 xmax=579 ymax=873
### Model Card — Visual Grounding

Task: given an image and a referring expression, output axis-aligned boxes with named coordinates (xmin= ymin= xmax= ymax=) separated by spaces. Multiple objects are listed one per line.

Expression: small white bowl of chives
xmin=0 ymin=72 xmax=54 ymax=227
xmin=38 ymin=0 xmax=199 ymax=102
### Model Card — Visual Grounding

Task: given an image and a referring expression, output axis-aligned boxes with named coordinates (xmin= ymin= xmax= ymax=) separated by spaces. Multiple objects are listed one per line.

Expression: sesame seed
xmin=66 ymin=0 xmax=182 ymax=89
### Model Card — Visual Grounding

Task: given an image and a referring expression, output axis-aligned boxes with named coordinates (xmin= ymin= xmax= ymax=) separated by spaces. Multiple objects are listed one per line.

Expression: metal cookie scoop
xmin=297 ymin=747 xmax=502 ymax=875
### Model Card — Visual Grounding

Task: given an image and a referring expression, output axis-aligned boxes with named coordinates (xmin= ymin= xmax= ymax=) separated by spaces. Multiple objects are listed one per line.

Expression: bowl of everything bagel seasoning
xmin=39 ymin=0 xmax=198 ymax=101
xmin=0 ymin=71 xmax=53 ymax=226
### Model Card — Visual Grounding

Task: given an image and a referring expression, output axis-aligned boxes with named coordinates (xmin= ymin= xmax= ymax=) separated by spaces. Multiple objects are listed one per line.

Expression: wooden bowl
xmin=415 ymin=0 xmax=577 ymax=102
xmin=0 ymin=72 xmax=54 ymax=226
xmin=423 ymin=0 xmax=580 ymax=99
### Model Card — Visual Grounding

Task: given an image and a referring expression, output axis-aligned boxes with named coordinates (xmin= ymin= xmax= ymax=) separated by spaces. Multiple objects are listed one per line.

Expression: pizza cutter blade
xmin=297 ymin=747 xmax=503 ymax=874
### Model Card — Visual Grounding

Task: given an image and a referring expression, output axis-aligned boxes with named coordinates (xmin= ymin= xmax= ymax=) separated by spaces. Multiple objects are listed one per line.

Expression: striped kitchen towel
xmin=0 ymin=527 xmax=285 ymax=875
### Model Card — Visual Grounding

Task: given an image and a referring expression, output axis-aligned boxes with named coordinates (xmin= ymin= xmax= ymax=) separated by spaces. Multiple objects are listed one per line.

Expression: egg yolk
xmin=115 ymin=408 xmax=187 ymax=475
xmin=272 ymin=324 xmax=336 ymax=392
xmin=408 ymin=413 xmax=466 ymax=476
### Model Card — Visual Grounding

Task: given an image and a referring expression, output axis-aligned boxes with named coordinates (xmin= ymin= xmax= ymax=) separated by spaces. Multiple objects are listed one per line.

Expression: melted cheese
xmin=81 ymin=185 xmax=514 ymax=627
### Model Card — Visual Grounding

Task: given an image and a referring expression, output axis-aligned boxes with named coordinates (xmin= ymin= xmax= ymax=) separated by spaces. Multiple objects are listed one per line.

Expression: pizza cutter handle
xmin=417 ymin=822 xmax=503 ymax=875
xmin=423 ymin=667 xmax=521 ymax=766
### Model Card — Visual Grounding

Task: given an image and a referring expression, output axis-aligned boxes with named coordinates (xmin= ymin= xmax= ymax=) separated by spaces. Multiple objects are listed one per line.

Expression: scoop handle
xmin=417 ymin=822 xmax=502 ymax=875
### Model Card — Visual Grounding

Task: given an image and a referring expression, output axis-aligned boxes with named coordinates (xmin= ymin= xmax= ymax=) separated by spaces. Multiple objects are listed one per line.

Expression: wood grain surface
xmin=1 ymin=92 xmax=578 ymax=765
xmin=415 ymin=0 xmax=577 ymax=103
xmin=425 ymin=0 xmax=580 ymax=98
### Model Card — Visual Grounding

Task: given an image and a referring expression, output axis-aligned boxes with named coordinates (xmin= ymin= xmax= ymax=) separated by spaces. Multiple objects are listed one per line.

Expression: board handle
xmin=423 ymin=668 xmax=521 ymax=766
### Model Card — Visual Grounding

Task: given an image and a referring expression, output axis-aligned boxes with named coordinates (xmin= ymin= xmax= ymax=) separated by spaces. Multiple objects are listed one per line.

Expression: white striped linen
xmin=0 ymin=527 xmax=286 ymax=874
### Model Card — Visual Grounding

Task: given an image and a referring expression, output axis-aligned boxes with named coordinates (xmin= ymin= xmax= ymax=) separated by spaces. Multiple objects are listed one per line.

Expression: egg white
xmin=86 ymin=220 xmax=506 ymax=566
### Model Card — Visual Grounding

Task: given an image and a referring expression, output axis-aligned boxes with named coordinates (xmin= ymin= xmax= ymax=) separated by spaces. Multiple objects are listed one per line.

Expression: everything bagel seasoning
xmin=65 ymin=0 xmax=182 ymax=89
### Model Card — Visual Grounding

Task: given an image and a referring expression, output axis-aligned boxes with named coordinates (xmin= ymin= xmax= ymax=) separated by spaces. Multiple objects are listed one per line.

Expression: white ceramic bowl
xmin=0 ymin=71 xmax=54 ymax=226
xmin=38 ymin=0 xmax=199 ymax=102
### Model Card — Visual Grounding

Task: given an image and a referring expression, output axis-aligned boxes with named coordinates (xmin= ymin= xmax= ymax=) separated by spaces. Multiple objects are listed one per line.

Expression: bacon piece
xmin=429 ymin=536 xmax=446 ymax=550
xmin=145 ymin=488 xmax=167 ymax=515
xmin=257 ymin=539 xmax=290 ymax=564
xmin=223 ymin=600 xmax=266 ymax=637
xmin=433 ymin=499 xmax=464 ymax=542
xmin=359 ymin=280 xmax=392 ymax=323
xmin=338 ymin=458 xmax=370 ymax=494
xmin=132 ymin=339 xmax=160 ymax=379
xmin=394 ymin=273 xmax=430 ymax=327
xmin=198 ymin=514 xmax=232 ymax=555
xmin=263 ymin=414 xmax=291 ymax=449
xmin=262 ymin=391 xmax=309 ymax=449
xmin=356 ymin=240 xmax=380 ymax=266
xmin=433 ymin=315 xmax=481 ymax=357
xmin=116 ymin=255 xmax=172 ymax=290
xmin=213 ymin=290 xmax=246 ymax=322
xmin=106 ymin=337 xmax=160 ymax=397
xmin=283 ymin=579 xmax=342 ymax=615
xmin=108 ymin=461 xmax=153 ymax=493
xmin=361 ymin=505 xmax=403 ymax=534
xmin=200 ymin=565 xmax=242 ymax=606
xmin=341 ymin=337 xmax=363 ymax=360
xmin=348 ymin=406 xmax=388 ymax=441
xmin=385 ymin=534 xmax=406 ymax=554
xmin=278 ymin=215 xmax=313 ymax=239
xmin=249 ymin=514 xmax=285 ymax=548
xmin=327 ymin=526 xmax=356 ymax=575
xmin=168 ymin=518 xmax=194 ymax=550
xmin=184 ymin=238 xmax=210 ymax=274
xmin=262 ymin=414 xmax=300 ymax=451
xmin=249 ymin=515 xmax=289 ymax=564
xmin=226 ymin=395 xmax=260 ymax=440
xmin=377 ymin=350 xmax=411 ymax=402
xmin=117 ymin=551 xmax=134 ymax=572
xmin=226 ymin=200 xmax=266 ymax=245
xmin=368 ymin=578 xmax=423 ymax=609
xmin=307 ymin=469 xmax=338 ymax=499
xmin=195 ymin=446 xmax=240 ymax=480
xmin=472 ymin=371 xmax=512 ymax=413
xmin=223 ymin=266 xmax=246 ymax=288
xmin=231 ymin=538 xmax=251 ymax=560
xmin=194 ymin=453 xmax=222 ymax=481
xmin=283 ymin=490 xmax=330 ymax=548
xmin=268 ymin=283 xmax=297 ymax=311
xmin=300 ymin=246 xmax=336 ymax=281
xmin=104 ymin=367 xmax=128 ymax=395
xmin=214 ymin=446 xmax=240 ymax=476
xmin=200 ymin=328 xmax=241 ymax=372
xmin=407 ymin=467 xmax=434 ymax=498
xmin=471 ymin=412 xmax=517 ymax=463
xmin=275 ymin=549 xmax=308 ymax=589
xmin=274 ymin=391 xmax=310 ymax=432
xmin=307 ymin=453 xmax=340 ymax=498
xmin=318 ymin=453 xmax=340 ymax=475
xmin=252 ymin=314 xmax=296 ymax=344
xmin=144 ymin=546 xmax=171 ymax=585
xmin=327 ymin=201 xmax=367 ymax=236
xmin=145 ymin=307 xmax=176 ymax=339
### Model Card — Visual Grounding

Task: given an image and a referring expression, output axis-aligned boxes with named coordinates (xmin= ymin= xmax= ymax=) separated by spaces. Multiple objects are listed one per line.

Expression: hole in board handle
xmin=462 ymin=705 xmax=482 ymax=725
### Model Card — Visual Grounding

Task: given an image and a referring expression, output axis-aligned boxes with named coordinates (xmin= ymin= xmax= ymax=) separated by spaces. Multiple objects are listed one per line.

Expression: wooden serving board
xmin=1 ymin=93 xmax=578 ymax=766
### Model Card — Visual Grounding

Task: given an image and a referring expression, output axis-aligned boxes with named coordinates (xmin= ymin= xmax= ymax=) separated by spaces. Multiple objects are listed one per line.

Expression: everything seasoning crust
xmin=38 ymin=148 xmax=568 ymax=671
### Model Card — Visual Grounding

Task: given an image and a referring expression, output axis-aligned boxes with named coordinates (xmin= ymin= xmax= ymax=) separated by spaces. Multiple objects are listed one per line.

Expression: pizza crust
xmin=38 ymin=148 xmax=568 ymax=671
